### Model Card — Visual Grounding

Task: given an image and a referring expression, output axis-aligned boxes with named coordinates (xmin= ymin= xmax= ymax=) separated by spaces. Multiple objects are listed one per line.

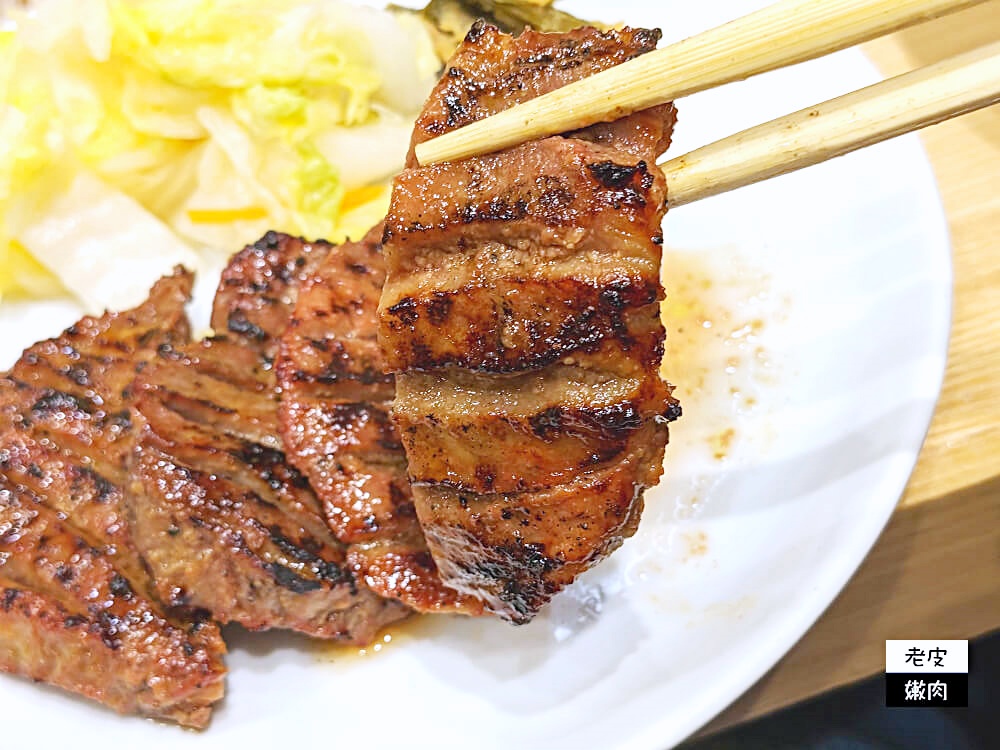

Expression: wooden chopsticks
xmin=414 ymin=0 xmax=987 ymax=167
xmin=662 ymin=41 xmax=1000 ymax=206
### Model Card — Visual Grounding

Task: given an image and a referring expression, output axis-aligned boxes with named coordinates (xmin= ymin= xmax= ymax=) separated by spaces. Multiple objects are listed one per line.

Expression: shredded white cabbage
xmin=17 ymin=171 xmax=202 ymax=313
xmin=0 ymin=0 xmax=439 ymax=311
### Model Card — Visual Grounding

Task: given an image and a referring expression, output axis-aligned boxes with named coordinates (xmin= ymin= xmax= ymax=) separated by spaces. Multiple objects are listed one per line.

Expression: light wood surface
xmin=694 ymin=1 xmax=1000 ymax=738
xmin=663 ymin=42 xmax=1000 ymax=207
xmin=415 ymin=0 xmax=986 ymax=165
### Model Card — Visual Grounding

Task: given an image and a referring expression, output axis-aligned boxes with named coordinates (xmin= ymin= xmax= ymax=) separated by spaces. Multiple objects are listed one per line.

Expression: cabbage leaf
xmin=0 ymin=0 xmax=439 ymax=307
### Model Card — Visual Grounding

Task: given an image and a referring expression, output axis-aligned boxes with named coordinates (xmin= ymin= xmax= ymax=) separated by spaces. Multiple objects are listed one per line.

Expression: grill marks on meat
xmin=0 ymin=498 xmax=224 ymax=727
xmin=128 ymin=340 xmax=406 ymax=638
xmin=275 ymin=226 xmax=483 ymax=614
xmin=126 ymin=235 xmax=409 ymax=641
xmin=380 ymin=142 xmax=669 ymax=375
xmin=410 ymin=21 xmax=666 ymax=148
xmin=379 ymin=25 xmax=680 ymax=622
xmin=0 ymin=271 xmax=227 ymax=728
xmin=212 ymin=230 xmax=334 ymax=359
xmin=394 ymin=367 xmax=668 ymax=494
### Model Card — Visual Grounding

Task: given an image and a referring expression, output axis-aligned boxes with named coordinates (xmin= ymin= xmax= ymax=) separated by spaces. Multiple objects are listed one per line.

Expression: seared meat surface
xmin=0 ymin=272 xmax=226 ymax=728
xmin=126 ymin=234 xmax=410 ymax=641
xmin=275 ymin=226 xmax=482 ymax=614
xmin=211 ymin=230 xmax=335 ymax=359
xmin=379 ymin=24 xmax=680 ymax=622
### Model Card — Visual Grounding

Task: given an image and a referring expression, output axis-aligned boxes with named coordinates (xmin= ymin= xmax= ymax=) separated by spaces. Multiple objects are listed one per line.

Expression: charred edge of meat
xmin=437 ymin=465 xmax=652 ymax=621
xmin=255 ymin=230 xmax=284 ymax=251
xmin=431 ymin=24 xmax=662 ymax=134
xmin=455 ymin=537 xmax=560 ymax=624
xmin=657 ymin=400 xmax=682 ymax=424
xmin=24 ymin=388 xmax=137 ymax=438
xmin=30 ymin=390 xmax=95 ymax=418
xmin=465 ymin=18 xmax=488 ymax=44
xmin=267 ymin=526 xmax=355 ymax=594
xmin=227 ymin=231 xmax=329 ymax=289
xmin=228 ymin=441 xmax=312 ymax=492
xmin=264 ymin=563 xmax=322 ymax=594
xmin=226 ymin=312 xmax=267 ymax=341
xmin=2 ymin=587 xmax=20 ymax=611
xmin=585 ymin=160 xmax=654 ymax=209
xmin=214 ymin=231 xmax=338 ymax=351
xmin=256 ymin=232 xmax=333 ymax=279
xmin=69 ymin=466 xmax=120 ymax=503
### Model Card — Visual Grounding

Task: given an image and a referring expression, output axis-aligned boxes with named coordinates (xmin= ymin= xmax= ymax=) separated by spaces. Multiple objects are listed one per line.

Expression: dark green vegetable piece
xmin=400 ymin=0 xmax=601 ymax=63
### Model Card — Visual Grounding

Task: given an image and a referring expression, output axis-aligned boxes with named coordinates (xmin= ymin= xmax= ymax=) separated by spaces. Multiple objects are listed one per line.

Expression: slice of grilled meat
xmin=0 ymin=271 xmax=227 ymax=728
xmin=211 ymin=230 xmax=335 ymax=359
xmin=378 ymin=24 xmax=680 ymax=622
xmin=0 ymin=499 xmax=226 ymax=728
xmin=275 ymin=225 xmax=483 ymax=614
xmin=126 ymin=235 xmax=409 ymax=641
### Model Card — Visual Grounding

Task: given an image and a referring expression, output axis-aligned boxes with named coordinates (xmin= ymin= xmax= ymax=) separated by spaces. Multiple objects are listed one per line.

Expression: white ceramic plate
xmin=0 ymin=1 xmax=951 ymax=748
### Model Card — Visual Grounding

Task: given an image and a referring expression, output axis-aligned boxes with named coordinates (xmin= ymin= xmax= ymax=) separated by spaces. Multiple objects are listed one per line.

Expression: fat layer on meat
xmin=0 ymin=271 xmax=227 ymax=728
xmin=126 ymin=234 xmax=410 ymax=641
xmin=378 ymin=24 xmax=680 ymax=622
xmin=275 ymin=225 xmax=483 ymax=614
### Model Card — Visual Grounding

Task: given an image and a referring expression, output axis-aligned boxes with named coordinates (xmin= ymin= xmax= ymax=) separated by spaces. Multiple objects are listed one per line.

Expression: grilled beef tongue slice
xmin=275 ymin=224 xmax=484 ymax=615
xmin=0 ymin=270 xmax=227 ymax=728
xmin=126 ymin=234 xmax=410 ymax=640
xmin=378 ymin=23 xmax=680 ymax=623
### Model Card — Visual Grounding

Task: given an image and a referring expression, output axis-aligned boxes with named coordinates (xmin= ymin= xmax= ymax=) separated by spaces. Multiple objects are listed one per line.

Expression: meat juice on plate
xmin=543 ymin=245 xmax=791 ymax=638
